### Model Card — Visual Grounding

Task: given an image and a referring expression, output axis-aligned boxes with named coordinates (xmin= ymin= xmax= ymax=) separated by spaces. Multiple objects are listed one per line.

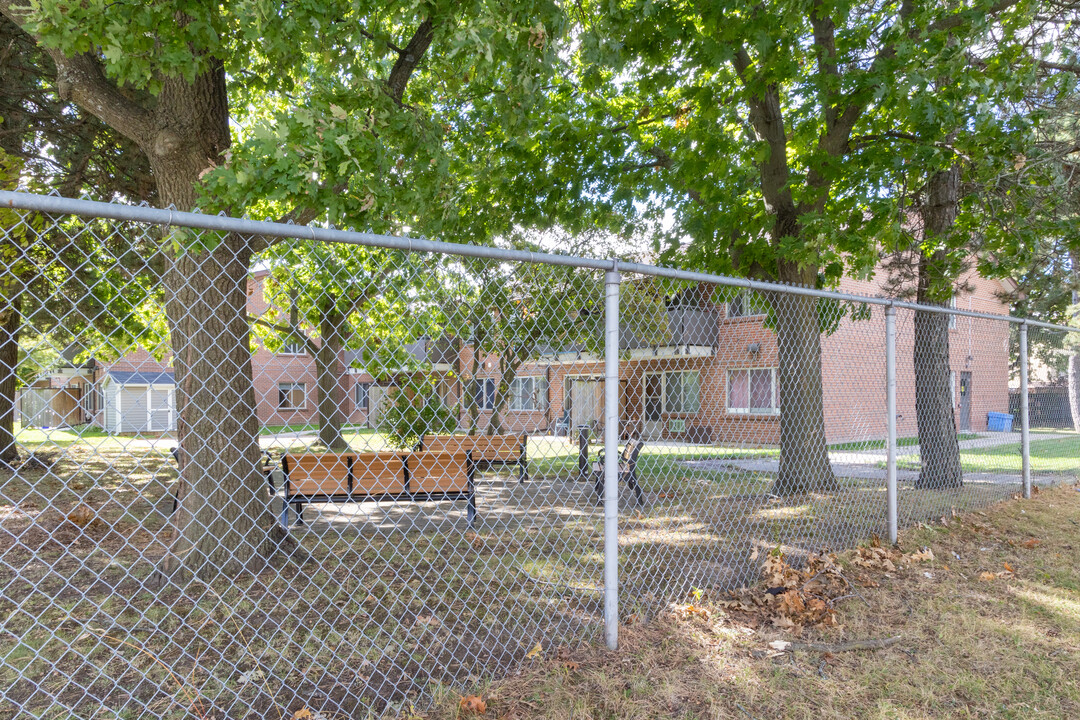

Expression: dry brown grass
xmin=423 ymin=484 xmax=1080 ymax=720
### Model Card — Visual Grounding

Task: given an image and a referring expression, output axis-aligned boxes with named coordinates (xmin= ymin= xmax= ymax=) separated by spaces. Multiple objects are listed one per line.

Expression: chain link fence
xmin=2 ymin=191 xmax=1077 ymax=718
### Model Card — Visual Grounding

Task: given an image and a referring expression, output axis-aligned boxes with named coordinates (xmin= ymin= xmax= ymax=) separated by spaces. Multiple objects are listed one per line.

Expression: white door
xmin=642 ymin=373 xmax=664 ymax=440
xmin=368 ymin=386 xmax=387 ymax=428
xmin=570 ymin=379 xmax=603 ymax=432
xmin=148 ymin=387 xmax=173 ymax=431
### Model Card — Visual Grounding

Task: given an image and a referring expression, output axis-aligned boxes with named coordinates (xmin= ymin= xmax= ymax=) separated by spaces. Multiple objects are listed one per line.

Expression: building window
xmin=280 ymin=342 xmax=307 ymax=355
xmin=727 ymin=368 xmax=778 ymax=414
xmin=278 ymin=382 xmax=306 ymax=410
xmin=356 ymin=382 xmax=370 ymax=411
xmin=509 ymin=376 xmax=549 ymax=411
xmin=728 ymin=290 xmax=769 ymax=318
xmin=948 ymin=297 xmax=957 ymax=330
xmin=469 ymin=378 xmax=496 ymax=410
xmin=664 ymin=370 xmax=701 ymax=414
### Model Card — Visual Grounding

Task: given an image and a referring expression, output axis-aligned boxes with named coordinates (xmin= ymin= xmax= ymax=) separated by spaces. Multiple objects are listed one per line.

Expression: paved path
xmin=684 ymin=432 xmax=1075 ymax=486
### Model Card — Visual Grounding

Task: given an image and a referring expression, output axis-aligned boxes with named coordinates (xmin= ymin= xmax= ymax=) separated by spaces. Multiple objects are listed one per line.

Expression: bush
xmin=377 ymin=378 xmax=458 ymax=449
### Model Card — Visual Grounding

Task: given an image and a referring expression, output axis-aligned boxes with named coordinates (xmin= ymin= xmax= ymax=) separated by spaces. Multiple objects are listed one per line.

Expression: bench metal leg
xmin=518 ymin=460 xmax=528 ymax=483
xmin=280 ymin=501 xmax=289 ymax=528
xmin=294 ymin=502 xmax=304 ymax=525
xmin=466 ymin=492 xmax=476 ymax=529
xmin=626 ymin=472 xmax=645 ymax=506
xmin=593 ymin=472 xmax=604 ymax=505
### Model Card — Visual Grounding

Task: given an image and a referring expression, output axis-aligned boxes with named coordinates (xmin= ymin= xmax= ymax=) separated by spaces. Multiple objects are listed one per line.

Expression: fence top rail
xmin=4 ymin=189 xmax=1076 ymax=334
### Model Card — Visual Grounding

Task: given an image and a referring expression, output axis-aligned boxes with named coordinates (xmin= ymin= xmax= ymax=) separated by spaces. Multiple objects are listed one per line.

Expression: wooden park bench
xmin=278 ymin=450 xmax=476 ymax=528
xmin=591 ymin=438 xmax=645 ymax=506
xmin=419 ymin=433 xmax=528 ymax=481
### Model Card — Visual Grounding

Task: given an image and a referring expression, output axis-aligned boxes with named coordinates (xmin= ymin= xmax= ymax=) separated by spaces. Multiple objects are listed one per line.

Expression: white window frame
xmin=726 ymin=367 xmax=779 ymax=415
xmin=509 ymin=376 xmax=549 ymax=412
xmin=728 ymin=290 xmax=769 ymax=318
xmin=643 ymin=370 xmax=702 ymax=415
xmin=469 ymin=378 xmax=496 ymax=410
xmin=663 ymin=370 xmax=701 ymax=414
xmin=355 ymin=382 xmax=370 ymax=411
xmin=278 ymin=382 xmax=306 ymax=410
xmin=280 ymin=341 xmax=307 ymax=355
xmin=948 ymin=297 xmax=957 ymax=330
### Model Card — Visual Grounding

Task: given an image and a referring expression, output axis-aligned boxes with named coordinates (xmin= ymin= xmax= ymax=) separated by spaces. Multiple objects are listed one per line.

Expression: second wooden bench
xmin=419 ymin=433 xmax=528 ymax=481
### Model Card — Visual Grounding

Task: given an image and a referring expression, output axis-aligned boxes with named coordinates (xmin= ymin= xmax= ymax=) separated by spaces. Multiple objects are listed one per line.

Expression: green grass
xmin=892 ymin=435 xmax=1080 ymax=477
xmin=425 ymin=485 xmax=1080 ymax=720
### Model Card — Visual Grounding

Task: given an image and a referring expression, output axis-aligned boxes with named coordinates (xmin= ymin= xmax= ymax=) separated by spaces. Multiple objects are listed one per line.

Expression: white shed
xmin=101 ymin=371 xmax=176 ymax=433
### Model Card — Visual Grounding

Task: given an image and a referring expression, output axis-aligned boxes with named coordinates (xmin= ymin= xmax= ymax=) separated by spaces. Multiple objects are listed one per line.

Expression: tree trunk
xmin=1068 ymin=251 xmax=1080 ymax=433
xmin=0 ymin=152 xmax=21 ymax=467
xmin=150 ymin=65 xmax=295 ymax=579
xmin=913 ymin=168 xmax=963 ymax=490
xmin=467 ymin=323 xmax=483 ymax=434
xmin=487 ymin=352 xmax=518 ymax=436
xmin=0 ymin=301 xmax=19 ymax=466
xmin=768 ymin=260 xmax=837 ymax=495
xmin=315 ymin=308 xmax=346 ymax=450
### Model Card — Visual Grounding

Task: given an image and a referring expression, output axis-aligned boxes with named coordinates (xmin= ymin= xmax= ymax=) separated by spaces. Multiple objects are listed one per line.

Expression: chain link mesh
xmin=1 ymin=195 xmax=1076 ymax=718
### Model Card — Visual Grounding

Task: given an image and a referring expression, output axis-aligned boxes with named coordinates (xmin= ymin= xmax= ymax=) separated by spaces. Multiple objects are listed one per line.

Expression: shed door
xmin=120 ymin=386 xmax=150 ymax=433
xmin=148 ymin=387 xmax=174 ymax=431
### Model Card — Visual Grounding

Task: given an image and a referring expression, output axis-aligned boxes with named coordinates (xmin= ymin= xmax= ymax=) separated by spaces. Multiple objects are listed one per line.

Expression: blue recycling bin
xmin=987 ymin=411 xmax=1013 ymax=432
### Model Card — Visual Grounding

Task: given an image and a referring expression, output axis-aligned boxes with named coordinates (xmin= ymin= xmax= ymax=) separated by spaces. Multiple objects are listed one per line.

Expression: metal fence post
xmin=603 ymin=265 xmax=621 ymax=650
xmin=885 ymin=304 xmax=898 ymax=544
xmin=1020 ymin=321 xmax=1031 ymax=499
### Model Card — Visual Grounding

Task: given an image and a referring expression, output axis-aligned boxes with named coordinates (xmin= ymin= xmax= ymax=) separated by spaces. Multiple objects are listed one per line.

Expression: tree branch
xmin=0 ymin=2 xmax=154 ymax=147
xmin=249 ymin=315 xmax=317 ymax=356
xmin=386 ymin=18 xmax=435 ymax=105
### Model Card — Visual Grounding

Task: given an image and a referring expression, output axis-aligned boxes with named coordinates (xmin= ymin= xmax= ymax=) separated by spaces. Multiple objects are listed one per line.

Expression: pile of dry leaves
xmin=703 ymin=539 xmax=936 ymax=634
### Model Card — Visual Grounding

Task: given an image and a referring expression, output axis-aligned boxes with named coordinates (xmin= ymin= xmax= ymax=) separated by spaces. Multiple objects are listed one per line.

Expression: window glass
xmin=728 ymin=371 xmax=749 ymax=409
xmin=664 ymin=371 xmax=700 ymax=413
xmin=278 ymin=382 xmax=305 ymax=409
xmin=750 ymin=369 xmax=772 ymax=409
xmin=727 ymin=368 xmax=777 ymax=413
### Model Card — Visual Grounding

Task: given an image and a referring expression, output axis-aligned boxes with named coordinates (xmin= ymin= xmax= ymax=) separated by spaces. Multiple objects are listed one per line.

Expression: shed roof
xmin=104 ymin=370 xmax=175 ymax=386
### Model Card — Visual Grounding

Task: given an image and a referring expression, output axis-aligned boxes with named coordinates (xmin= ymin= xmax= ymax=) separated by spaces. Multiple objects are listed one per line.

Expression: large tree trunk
xmin=0 ymin=301 xmax=19 ymax=466
xmin=0 ymin=152 xmax=21 ymax=467
xmin=151 ymin=66 xmax=295 ymax=579
xmin=768 ymin=260 xmax=837 ymax=495
xmin=1068 ymin=252 xmax=1080 ymax=433
xmin=913 ymin=169 xmax=963 ymax=490
xmin=487 ymin=353 xmax=518 ymax=436
xmin=315 ymin=308 xmax=346 ymax=450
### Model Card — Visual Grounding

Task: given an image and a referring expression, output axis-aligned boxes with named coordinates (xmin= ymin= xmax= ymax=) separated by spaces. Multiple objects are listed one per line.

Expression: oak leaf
xmin=459 ymin=695 xmax=487 ymax=715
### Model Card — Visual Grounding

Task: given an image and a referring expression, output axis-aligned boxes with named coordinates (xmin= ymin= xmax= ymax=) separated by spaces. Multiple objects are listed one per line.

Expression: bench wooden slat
xmin=284 ymin=453 xmax=353 ymax=495
xmin=352 ymin=452 xmax=406 ymax=494
xmin=423 ymin=433 xmax=525 ymax=461
xmin=407 ymin=451 xmax=471 ymax=493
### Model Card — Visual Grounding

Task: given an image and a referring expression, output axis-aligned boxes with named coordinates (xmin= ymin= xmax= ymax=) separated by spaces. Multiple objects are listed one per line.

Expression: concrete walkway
xmin=684 ymin=432 xmax=1075 ymax=486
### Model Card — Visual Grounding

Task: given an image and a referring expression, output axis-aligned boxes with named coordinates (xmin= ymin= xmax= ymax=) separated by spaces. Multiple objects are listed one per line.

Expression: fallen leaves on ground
xmin=712 ymin=551 xmax=851 ymax=634
xmin=459 ymin=694 xmax=487 ymax=715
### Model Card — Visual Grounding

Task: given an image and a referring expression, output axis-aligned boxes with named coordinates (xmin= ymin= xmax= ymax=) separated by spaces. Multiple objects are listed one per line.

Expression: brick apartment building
xmin=22 ymin=264 xmax=1014 ymax=446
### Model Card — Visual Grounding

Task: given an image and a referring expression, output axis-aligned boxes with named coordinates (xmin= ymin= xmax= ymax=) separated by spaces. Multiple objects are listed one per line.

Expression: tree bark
xmin=145 ymin=64 xmax=295 ymax=579
xmin=913 ymin=168 xmax=963 ymax=489
xmin=768 ymin=260 xmax=838 ymax=495
xmin=315 ymin=308 xmax=347 ymax=450
xmin=1068 ymin=251 xmax=1080 ymax=432
xmin=0 ymin=300 xmax=19 ymax=466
